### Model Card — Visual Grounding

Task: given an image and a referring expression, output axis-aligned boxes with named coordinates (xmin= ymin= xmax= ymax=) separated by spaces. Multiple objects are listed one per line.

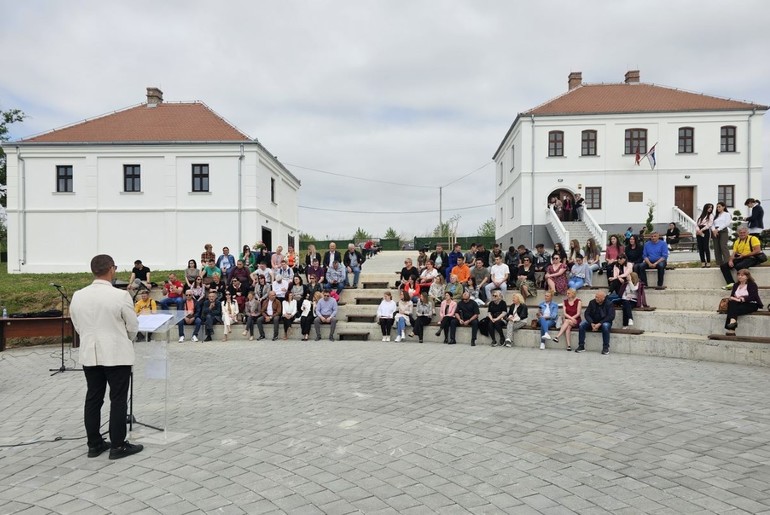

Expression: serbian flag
xmin=634 ymin=145 xmax=641 ymax=165
xmin=643 ymin=143 xmax=657 ymax=170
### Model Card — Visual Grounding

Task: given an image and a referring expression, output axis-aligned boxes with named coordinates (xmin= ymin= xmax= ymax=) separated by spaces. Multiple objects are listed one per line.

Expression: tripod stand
xmin=50 ymin=284 xmax=81 ymax=376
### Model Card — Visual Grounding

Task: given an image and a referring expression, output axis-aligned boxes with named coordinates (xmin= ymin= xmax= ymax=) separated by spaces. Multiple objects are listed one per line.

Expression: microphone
xmin=50 ymin=283 xmax=63 ymax=288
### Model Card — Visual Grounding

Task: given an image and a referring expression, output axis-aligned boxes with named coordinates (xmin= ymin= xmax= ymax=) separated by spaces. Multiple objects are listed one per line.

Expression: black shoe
xmin=471 ymin=341 xmax=476 ymax=347
xmin=601 ymin=349 xmax=610 ymax=355
xmin=726 ymin=322 xmax=738 ymax=330
xmin=575 ymin=346 xmax=585 ymax=353
xmin=136 ymin=334 xmax=145 ymax=342
xmin=87 ymin=440 xmax=110 ymax=458
xmin=204 ymin=335 xmax=212 ymax=342
xmin=329 ymin=336 xmax=335 ymax=342
xmin=448 ymin=340 xmax=456 ymax=345
xmin=272 ymin=336 xmax=278 ymax=341
xmin=434 ymin=331 xmax=441 ymax=337
xmin=109 ymin=441 xmax=144 ymax=460
xmin=419 ymin=339 xmax=423 ymax=343
xmin=257 ymin=335 xmax=265 ymax=341
xmin=315 ymin=336 xmax=321 ymax=341
xmin=490 ymin=340 xmax=497 ymax=347
xmin=443 ymin=338 xmax=448 ymax=344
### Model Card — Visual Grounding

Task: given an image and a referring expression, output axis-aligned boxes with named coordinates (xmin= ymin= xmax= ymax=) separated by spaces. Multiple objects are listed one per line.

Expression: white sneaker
xmin=382 ymin=336 xmax=387 ymax=341
xmin=395 ymin=335 xmax=402 ymax=342
xmin=191 ymin=335 xmax=199 ymax=342
xmin=540 ymin=341 xmax=546 ymax=350
xmin=542 ymin=332 xmax=552 ymax=340
xmin=628 ymin=319 xmax=634 ymax=326
xmin=178 ymin=336 xmax=185 ymax=343
xmin=386 ymin=336 xmax=391 ymax=342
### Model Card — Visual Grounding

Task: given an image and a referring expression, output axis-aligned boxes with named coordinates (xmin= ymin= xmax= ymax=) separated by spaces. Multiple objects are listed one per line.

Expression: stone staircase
xmin=559 ymin=221 xmax=599 ymax=245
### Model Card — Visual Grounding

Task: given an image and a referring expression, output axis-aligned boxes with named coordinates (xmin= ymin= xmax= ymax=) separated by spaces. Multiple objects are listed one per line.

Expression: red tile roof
xmin=21 ymin=102 xmax=251 ymax=143
xmin=525 ymin=83 xmax=768 ymax=116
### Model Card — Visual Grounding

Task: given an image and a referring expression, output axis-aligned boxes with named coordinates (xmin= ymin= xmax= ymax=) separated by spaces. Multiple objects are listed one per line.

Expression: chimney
xmin=624 ymin=70 xmax=640 ymax=84
xmin=568 ymin=71 xmax=582 ymax=91
xmin=146 ymin=87 xmax=163 ymax=106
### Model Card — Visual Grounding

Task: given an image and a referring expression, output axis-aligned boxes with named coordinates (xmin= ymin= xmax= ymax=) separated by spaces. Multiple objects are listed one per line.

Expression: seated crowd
xmin=131 ymin=241 xmax=368 ymax=343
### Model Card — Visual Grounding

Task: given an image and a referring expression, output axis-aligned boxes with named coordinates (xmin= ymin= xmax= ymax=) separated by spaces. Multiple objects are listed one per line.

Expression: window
xmin=56 ymin=165 xmax=73 ymax=193
xmin=548 ymin=131 xmax=564 ymax=157
xmin=499 ymin=207 xmax=503 ymax=226
xmin=270 ymin=177 xmax=276 ymax=203
xmin=510 ymin=196 xmax=515 ymax=218
xmin=718 ymin=185 xmax=735 ymax=208
xmin=497 ymin=162 xmax=503 ymax=184
xmin=123 ymin=165 xmax=141 ymax=192
xmin=678 ymin=127 xmax=694 ymax=153
xmin=192 ymin=164 xmax=209 ymax=192
xmin=581 ymin=130 xmax=597 ymax=156
xmin=585 ymin=187 xmax=602 ymax=209
xmin=624 ymin=128 xmax=647 ymax=155
xmin=720 ymin=126 xmax=736 ymax=153
xmin=510 ymin=146 xmax=515 ymax=171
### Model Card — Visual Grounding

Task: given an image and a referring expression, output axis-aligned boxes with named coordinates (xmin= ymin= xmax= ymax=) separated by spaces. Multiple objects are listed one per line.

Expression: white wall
xmin=4 ymin=142 xmax=300 ymax=273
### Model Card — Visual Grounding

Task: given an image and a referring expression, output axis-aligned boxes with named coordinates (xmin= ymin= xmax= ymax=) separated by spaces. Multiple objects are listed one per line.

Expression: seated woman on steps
xmin=724 ymin=270 xmax=763 ymax=336
xmin=620 ymin=272 xmax=641 ymax=329
xmin=568 ymin=254 xmax=592 ymax=291
xmin=567 ymin=239 xmax=581 ymax=268
xmin=584 ymin=238 xmax=602 ymax=274
xmin=553 ymin=288 xmax=581 ymax=351
xmin=435 ymin=292 xmax=457 ymax=343
xmin=608 ymin=254 xmax=633 ymax=297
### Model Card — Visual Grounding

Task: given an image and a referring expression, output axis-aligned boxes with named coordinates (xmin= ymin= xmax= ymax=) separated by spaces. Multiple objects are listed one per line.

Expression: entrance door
xmin=674 ymin=186 xmax=694 ymax=218
xmin=547 ymin=189 xmax=576 ymax=221
xmin=261 ymin=226 xmax=272 ymax=251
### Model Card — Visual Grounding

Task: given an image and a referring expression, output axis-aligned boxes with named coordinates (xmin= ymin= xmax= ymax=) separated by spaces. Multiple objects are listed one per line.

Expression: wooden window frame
xmin=720 ymin=126 xmax=736 ymax=153
xmin=585 ymin=187 xmax=602 ymax=209
xmin=624 ymin=128 xmax=647 ymax=155
xmin=718 ymin=185 xmax=735 ymax=208
xmin=548 ymin=130 xmax=564 ymax=157
xmin=581 ymin=130 xmax=597 ymax=156
xmin=678 ymin=127 xmax=694 ymax=154
xmin=123 ymin=164 xmax=141 ymax=192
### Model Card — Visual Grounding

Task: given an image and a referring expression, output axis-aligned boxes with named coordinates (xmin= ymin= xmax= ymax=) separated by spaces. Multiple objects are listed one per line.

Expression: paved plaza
xmin=2 ymin=336 xmax=770 ymax=514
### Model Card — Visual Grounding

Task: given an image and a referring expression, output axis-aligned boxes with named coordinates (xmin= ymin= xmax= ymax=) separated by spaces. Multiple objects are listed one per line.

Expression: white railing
xmin=672 ymin=206 xmax=697 ymax=235
xmin=546 ymin=206 xmax=570 ymax=248
xmin=581 ymin=207 xmax=608 ymax=249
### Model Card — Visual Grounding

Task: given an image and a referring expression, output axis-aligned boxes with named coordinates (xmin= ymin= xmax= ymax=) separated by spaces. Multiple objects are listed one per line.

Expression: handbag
xmin=749 ymin=238 xmax=768 ymax=263
xmin=718 ymin=297 xmax=730 ymax=314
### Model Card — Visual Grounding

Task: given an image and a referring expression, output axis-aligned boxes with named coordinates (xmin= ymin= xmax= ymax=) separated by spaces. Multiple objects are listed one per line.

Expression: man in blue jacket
xmin=636 ymin=232 xmax=669 ymax=288
xmin=576 ymin=291 xmax=615 ymax=355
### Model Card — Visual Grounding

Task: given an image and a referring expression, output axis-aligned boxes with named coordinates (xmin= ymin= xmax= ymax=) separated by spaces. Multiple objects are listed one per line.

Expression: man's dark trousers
xmin=83 ymin=365 xmax=131 ymax=449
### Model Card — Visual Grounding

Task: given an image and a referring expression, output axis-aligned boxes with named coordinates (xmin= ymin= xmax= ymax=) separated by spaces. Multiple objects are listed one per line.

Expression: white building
xmin=3 ymin=88 xmax=300 ymax=273
xmin=493 ymin=70 xmax=767 ymax=248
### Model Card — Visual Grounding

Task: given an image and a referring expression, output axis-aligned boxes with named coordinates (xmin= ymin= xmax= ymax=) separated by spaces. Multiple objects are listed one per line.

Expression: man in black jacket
xmin=343 ymin=243 xmax=366 ymax=288
xmin=744 ymin=198 xmax=764 ymax=237
xmin=449 ymin=291 xmax=480 ymax=346
xmin=322 ymin=242 xmax=342 ymax=268
xmin=429 ymin=244 xmax=449 ymax=279
xmin=576 ymin=291 xmax=615 ymax=355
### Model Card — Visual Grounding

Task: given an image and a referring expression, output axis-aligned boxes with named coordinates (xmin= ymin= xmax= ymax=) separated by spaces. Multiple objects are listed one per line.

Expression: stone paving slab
xmin=1 ymin=341 xmax=770 ymax=514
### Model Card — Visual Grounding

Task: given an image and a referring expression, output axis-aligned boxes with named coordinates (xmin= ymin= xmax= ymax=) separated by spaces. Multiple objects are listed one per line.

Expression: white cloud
xmin=2 ymin=0 xmax=769 ymax=239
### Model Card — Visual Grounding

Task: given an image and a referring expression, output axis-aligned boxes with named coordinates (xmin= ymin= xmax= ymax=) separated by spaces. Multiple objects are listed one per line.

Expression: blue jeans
xmin=539 ymin=317 xmax=556 ymax=337
xmin=160 ymin=297 xmax=184 ymax=310
xmin=347 ymin=266 xmax=361 ymax=287
xmin=396 ymin=316 xmax=407 ymax=334
xmin=568 ymin=277 xmax=584 ymax=290
xmin=178 ymin=317 xmax=202 ymax=337
xmin=578 ymin=320 xmax=612 ymax=352
xmin=324 ymin=282 xmax=344 ymax=295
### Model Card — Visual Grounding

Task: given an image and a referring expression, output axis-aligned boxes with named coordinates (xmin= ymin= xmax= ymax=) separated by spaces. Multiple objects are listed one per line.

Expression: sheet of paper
xmin=137 ymin=313 xmax=174 ymax=332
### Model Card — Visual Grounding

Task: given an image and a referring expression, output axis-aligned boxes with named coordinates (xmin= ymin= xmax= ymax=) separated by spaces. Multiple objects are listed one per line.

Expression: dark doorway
xmin=674 ymin=186 xmax=694 ymax=219
xmin=547 ymin=189 xmax=576 ymax=221
xmin=288 ymin=235 xmax=295 ymax=249
xmin=261 ymin=226 xmax=272 ymax=251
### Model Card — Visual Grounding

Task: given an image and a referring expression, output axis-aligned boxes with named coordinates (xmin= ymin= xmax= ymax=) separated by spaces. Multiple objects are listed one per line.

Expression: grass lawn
xmin=0 ymin=265 xmax=177 ymax=314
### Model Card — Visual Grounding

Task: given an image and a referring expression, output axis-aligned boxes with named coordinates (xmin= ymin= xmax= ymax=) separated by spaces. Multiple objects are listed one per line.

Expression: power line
xmin=441 ymin=161 xmax=493 ymax=188
xmin=284 ymin=163 xmax=436 ymax=189
xmin=298 ymin=203 xmax=493 ymax=215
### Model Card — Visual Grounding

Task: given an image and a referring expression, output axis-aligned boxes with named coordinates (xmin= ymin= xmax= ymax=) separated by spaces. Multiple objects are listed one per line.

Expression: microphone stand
xmin=50 ymin=284 xmax=81 ymax=375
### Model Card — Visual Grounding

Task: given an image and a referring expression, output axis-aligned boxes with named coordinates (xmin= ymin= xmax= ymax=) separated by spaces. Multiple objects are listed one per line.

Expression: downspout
xmin=530 ymin=114 xmax=536 ymax=249
xmin=238 ymin=143 xmax=244 ymax=247
xmin=16 ymin=147 xmax=26 ymax=269
xmin=747 ymin=108 xmax=756 ymax=195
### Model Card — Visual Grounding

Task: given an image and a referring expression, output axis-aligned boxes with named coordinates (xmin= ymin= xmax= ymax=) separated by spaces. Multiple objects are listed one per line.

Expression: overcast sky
xmin=2 ymin=0 xmax=769 ymax=239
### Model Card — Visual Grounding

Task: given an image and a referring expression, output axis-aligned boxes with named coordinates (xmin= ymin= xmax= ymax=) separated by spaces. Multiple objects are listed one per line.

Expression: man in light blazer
xmin=70 ymin=254 xmax=144 ymax=460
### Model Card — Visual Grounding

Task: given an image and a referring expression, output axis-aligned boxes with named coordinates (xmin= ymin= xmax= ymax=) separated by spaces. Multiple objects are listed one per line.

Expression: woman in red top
xmin=401 ymin=277 xmax=421 ymax=303
xmin=545 ymin=255 xmax=569 ymax=296
xmin=553 ymin=288 xmax=582 ymax=351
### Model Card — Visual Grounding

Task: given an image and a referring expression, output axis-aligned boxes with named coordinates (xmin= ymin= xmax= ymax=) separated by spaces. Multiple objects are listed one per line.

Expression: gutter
xmin=530 ymin=114 xmax=536 ymax=249
xmin=747 ymin=108 xmax=756 ymax=194
xmin=16 ymin=147 xmax=26 ymax=269
xmin=238 ymin=143 xmax=244 ymax=247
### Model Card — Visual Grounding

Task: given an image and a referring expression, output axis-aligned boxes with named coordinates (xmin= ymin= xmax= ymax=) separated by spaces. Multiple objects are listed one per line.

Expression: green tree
xmin=298 ymin=231 xmax=316 ymax=242
xmin=728 ymin=209 xmax=743 ymax=245
xmin=645 ymin=200 xmax=656 ymax=235
xmin=353 ymin=227 xmax=371 ymax=241
xmin=383 ymin=227 xmax=399 ymax=239
xmin=1 ymin=108 xmax=26 ymax=209
xmin=430 ymin=214 xmax=461 ymax=238
xmin=477 ymin=217 xmax=496 ymax=237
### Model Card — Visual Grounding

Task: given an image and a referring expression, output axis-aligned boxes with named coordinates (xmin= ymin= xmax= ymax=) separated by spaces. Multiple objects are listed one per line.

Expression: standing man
xmin=744 ymin=198 xmax=765 ymax=237
xmin=70 ymin=254 xmax=143 ymax=460
xmin=576 ymin=291 xmax=615 ymax=355
xmin=343 ymin=243 xmax=366 ymax=289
